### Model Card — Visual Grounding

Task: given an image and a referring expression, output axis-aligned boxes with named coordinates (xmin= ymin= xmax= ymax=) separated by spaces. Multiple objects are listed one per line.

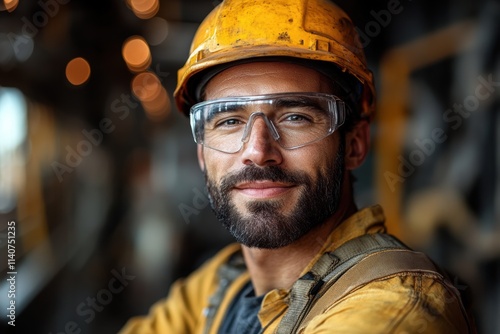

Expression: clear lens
xmin=190 ymin=93 xmax=345 ymax=153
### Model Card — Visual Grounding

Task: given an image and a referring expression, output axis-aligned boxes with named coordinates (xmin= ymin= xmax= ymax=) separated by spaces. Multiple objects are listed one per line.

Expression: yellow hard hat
xmin=174 ymin=0 xmax=375 ymax=119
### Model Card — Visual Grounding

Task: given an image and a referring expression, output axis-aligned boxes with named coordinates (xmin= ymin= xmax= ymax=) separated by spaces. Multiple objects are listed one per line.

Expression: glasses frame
xmin=189 ymin=92 xmax=346 ymax=154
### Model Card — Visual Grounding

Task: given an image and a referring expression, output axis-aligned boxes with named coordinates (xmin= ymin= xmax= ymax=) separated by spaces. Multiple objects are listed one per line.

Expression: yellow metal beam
xmin=376 ymin=20 xmax=476 ymax=240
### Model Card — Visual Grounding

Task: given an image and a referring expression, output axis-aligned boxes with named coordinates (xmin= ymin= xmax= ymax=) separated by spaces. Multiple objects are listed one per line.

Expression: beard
xmin=205 ymin=140 xmax=345 ymax=249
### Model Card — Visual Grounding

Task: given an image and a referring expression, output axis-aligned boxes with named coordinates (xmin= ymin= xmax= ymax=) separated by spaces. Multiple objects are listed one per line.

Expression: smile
xmin=233 ymin=181 xmax=295 ymax=199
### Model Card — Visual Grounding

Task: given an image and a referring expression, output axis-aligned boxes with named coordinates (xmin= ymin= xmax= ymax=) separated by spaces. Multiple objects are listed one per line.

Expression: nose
xmin=240 ymin=116 xmax=283 ymax=167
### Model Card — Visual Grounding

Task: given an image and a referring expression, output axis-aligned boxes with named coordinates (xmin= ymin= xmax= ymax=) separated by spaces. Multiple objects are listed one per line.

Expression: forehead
xmin=204 ymin=62 xmax=334 ymax=100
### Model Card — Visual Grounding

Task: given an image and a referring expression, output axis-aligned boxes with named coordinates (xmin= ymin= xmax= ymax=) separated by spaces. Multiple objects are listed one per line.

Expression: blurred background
xmin=0 ymin=0 xmax=498 ymax=333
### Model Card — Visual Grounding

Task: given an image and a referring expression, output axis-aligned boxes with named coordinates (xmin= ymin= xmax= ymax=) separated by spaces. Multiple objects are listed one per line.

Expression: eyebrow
xmin=274 ymin=97 xmax=324 ymax=111
xmin=204 ymin=103 xmax=248 ymax=123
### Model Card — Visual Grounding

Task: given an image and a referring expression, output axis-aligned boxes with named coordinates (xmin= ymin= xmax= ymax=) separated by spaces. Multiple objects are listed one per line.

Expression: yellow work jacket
xmin=120 ymin=205 xmax=470 ymax=333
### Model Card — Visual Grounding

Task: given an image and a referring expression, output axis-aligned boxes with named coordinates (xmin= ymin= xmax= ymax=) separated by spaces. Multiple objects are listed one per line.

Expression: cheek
xmin=291 ymin=137 xmax=340 ymax=170
xmin=202 ymin=152 xmax=232 ymax=181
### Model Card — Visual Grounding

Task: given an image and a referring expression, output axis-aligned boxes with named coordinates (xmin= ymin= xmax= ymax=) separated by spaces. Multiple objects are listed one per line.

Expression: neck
xmin=242 ymin=197 xmax=357 ymax=296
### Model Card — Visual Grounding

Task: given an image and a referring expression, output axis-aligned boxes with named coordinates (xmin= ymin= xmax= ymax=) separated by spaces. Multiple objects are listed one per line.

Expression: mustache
xmin=219 ymin=165 xmax=310 ymax=193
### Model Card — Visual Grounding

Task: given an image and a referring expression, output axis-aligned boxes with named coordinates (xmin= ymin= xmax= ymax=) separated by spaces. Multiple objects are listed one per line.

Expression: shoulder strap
xmin=202 ymin=251 xmax=246 ymax=334
xmin=285 ymin=234 xmax=473 ymax=334
xmin=275 ymin=233 xmax=408 ymax=334
xmin=298 ymin=248 xmax=443 ymax=330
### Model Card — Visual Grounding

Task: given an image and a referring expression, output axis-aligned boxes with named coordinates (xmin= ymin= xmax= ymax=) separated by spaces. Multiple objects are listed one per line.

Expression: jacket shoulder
xmin=303 ymin=272 xmax=470 ymax=334
xmin=119 ymin=243 xmax=242 ymax=334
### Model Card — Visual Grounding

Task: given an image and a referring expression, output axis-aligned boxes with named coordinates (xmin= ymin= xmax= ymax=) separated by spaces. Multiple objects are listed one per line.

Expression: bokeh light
xmin=65 ymin=57 xmax=91 ymax=86
xmin=3 ymin=0 xmax=19 ymax=12
xmin=127 ymin=0 xmax=159 ymax=19
xmin=131 ymin=72 xmax=170 ymax=121
xmin=122 ymin=36 xmax=152 ymax=72
xmin=0 ymin=87 xmax=27 ymax=213
xmin=132 ymin=72 xmax=161 ymax=102
xmin=142 ymin=88 xmax=170 ymax=121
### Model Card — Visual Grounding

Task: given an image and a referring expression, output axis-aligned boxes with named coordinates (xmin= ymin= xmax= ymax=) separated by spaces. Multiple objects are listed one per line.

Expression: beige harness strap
xmin=298 ymin=249 xmax=466 ymax=331
xmin=275 ymin=233 xmax=409 ymax=334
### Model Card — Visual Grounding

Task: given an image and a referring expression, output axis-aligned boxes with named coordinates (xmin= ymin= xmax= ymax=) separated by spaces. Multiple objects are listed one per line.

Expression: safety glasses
xmin=190 ymin=92 xmax=346 ymax=153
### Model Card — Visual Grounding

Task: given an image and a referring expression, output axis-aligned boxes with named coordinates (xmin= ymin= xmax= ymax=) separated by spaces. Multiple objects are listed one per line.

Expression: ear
xmin=197 ymin=144 xmax=206 ymax=172
xmin=344 ymin=120 xmax=370 ymax=171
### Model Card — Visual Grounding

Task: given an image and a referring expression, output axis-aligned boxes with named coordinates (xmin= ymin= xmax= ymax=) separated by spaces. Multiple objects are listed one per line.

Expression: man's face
xmin=199 ymin=62 xmax=346 ymax=249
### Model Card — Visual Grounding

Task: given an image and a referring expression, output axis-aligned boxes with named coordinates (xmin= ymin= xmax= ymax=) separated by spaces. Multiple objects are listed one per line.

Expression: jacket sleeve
xmin=118 ymin=278 xmax=202 ymax=334
xmin=302 ymin=274 xmax=471 ymax=334
xmin=119 ymin=244 xmax=242 ymax=334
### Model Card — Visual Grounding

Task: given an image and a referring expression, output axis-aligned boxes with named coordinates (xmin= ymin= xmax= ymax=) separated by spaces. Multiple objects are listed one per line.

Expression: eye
xmin=281 ymin=112 xmax=316 ymax=124
xmin=215 ymin=117 xmax=244 ymax=128
xmin=222 ymin=119 xmax=241 ymax=126
xmin=285 ymin=114 xmax=308 ymax=122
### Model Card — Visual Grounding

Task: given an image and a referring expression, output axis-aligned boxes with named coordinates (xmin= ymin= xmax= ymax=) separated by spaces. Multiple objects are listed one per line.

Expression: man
xmin=121 ymin=0 xmax=474 ymax=333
